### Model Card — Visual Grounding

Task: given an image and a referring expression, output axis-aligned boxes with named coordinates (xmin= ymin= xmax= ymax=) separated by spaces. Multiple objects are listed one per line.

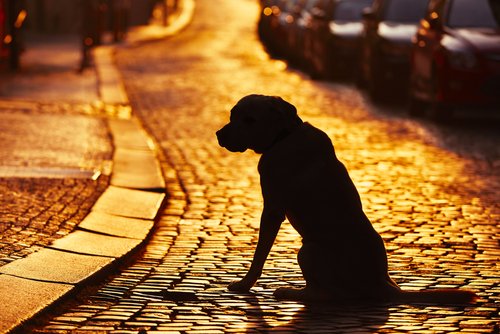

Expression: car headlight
xmin=447 ymin=49 xmax=478 ymax=70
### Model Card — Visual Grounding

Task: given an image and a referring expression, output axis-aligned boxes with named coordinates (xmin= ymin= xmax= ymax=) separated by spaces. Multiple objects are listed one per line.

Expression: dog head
xmin=216 ymin=94 xmax=303 ymax=153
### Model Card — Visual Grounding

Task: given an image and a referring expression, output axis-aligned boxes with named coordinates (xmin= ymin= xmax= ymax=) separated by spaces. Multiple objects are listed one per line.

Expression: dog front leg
xmin=228 ymin=209 xmax=283 ymax=292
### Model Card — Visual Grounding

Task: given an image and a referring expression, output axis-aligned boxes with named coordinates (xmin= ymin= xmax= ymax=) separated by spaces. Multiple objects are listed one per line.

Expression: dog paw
xmin=228 ymin=279 xmax=253 ymax=292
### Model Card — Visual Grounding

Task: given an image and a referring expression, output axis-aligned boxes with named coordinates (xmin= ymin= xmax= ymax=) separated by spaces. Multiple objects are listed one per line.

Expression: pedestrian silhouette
xmin=217 ymin=94 xmax=477 ymax=304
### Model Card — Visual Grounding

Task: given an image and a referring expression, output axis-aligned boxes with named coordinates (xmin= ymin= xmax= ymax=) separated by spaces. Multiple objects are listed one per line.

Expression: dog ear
xmin=234 ymin=95 xmax=302 ymax=129
xmin=271 ymin=96 xmax=296 ymax=117
xmin=270 ymin=96 xmax=302 ymax=129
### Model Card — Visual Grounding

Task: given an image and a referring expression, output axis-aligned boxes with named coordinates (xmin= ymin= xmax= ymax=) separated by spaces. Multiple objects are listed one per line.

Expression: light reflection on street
xmin=34 ymin=0 xmax=499 ymax=332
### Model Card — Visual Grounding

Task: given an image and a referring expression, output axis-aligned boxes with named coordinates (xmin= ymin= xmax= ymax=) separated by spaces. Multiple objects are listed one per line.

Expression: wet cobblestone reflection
xmin=34 ymin=0 xmax=498 ymax=332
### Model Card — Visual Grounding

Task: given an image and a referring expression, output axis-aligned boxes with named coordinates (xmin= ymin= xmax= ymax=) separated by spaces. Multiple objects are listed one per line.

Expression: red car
xmin=360 ymin=0 xmax=429 ymax=101
xmin=307 ymin=0 xmax=373 ymax=79
xmin=0 ymin=0 xmax=7 ymax=69
xmin=0 ymin=0 xmax=26 ymax=70
xmin=409 ymin=0 xmax=500 ymax=119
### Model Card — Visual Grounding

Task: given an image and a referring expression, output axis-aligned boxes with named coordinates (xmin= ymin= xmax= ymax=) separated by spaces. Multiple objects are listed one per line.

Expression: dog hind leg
xmin=273 ymin=243 xmax=347 ymax=302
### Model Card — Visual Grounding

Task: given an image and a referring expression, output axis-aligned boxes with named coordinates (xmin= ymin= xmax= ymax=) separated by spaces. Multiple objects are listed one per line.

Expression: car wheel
xmin=429 ymin=102 xmax=454 ymax=122
xmin=355 ymin=67 xmax=367 ymax=88
xmin=369 ymin=73 xmax=385 ymax=102
xmin=428 ymin=66 xmax=454 ymax=122
xmin=309 ymin=56 xmax=326 ymax=80
xmin=408 ymin=97 xmax=427 ymax=117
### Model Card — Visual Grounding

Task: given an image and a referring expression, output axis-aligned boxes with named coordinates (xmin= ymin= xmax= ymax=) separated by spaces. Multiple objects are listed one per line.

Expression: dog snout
xmin=216 ymin=123 xmax=247 ymax=153
xmin=216 ymin=125 xmax=230 ymax=147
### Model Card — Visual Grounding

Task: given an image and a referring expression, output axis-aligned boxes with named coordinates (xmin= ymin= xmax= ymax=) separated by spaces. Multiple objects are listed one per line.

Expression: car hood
xmin=329 ymin=21 xmax=363 ymax=37
xmin=451 ymin=28 xmax=500 ymax=53
xmin=378 ymin=22 xmax=418 ymax=43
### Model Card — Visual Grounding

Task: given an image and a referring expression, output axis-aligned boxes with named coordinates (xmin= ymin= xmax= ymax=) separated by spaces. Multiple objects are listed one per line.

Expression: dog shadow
xmin=239 ymin=292 xmax=390 ymax=333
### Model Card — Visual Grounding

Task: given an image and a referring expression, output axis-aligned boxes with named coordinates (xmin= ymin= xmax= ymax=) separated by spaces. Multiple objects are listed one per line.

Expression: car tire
xmin=428 ymin=65 xmax=454 ymax=122
xmin=309 ymin=58 xmax=326 ymax=80
xmin=355 ymin=68 xmax=367 ymax=88
xmin=408 ymin=97 xmax=427 ymax=117
xmin=369 ymin=73 xmax=385 ymax=102
xmin=429 ymin=103 xmax=454 ymax=122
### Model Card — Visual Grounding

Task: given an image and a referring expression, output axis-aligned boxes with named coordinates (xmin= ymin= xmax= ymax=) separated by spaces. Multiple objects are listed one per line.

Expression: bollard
xmin=80 ymin=0 xmax=102 ymax=71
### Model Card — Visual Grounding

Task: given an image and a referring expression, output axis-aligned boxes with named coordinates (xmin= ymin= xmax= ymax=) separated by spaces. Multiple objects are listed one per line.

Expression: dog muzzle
xmin=216 ymin=125 xmax=248 ymax=153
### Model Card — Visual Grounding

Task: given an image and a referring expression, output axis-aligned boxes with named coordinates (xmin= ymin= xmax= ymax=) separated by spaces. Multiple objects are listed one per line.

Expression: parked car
xmin=302 ymin=0 xmax=330 ymax=74
xmin=307 ymin=0 xmax=373 ymax=79
xmin=0 ymin=0 xmax=26 ymax=70
xmin=0 ymin=0 xmax=6 ymax=69
xmin=409 ymin=0 xmax=500 ymax=119
xmin=287 ymin=0 xmax=320 ymax=66
xmin=269 ymin=0 xmax=303 ymax=59
xmin=258 ymin=0 xmax=281 ymax=50
xmin=360 ymin=0 xmax=429 ymax=100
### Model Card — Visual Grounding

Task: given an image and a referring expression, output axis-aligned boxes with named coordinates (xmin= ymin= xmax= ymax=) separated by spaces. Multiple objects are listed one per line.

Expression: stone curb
xmin=0 ymin=1 xmax=195 ymax=333
xmin=0 ymin=117 xmax=165 ymax=334
xmin=95 ymin=0 xmax=195 ymax=107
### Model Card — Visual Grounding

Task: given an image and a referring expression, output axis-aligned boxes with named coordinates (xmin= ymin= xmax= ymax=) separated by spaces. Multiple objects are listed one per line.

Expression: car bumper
xmin=327 ymin=37 xmax=361 ymax=64
xmin=438 ymin=68 xmax=500 ymax=107
xmin=378 ymin=56 xmax=410 ymax=85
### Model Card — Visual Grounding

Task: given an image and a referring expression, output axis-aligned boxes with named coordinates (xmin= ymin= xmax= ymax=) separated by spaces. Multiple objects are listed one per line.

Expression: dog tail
xmin=396 ymin=289 xmax=477 ymax=304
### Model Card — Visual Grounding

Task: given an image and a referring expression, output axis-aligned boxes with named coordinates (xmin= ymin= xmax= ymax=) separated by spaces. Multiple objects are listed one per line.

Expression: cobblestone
xmin=0 ymin=103 xmax=112 ymax=267
xmin=33 ymin=0 xmax=498 ymax=332
xmin=0 ymin=177 xmax=108 ymax=266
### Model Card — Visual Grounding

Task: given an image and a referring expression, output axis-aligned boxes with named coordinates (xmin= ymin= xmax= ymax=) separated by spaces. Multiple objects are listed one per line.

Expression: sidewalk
xmin=0 ymin=1 xmax=194 ymax=332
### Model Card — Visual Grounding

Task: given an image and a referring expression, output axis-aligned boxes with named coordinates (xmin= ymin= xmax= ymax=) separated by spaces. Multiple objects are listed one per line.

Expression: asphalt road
xmin=32 ymin=0 xmax=499 ymax=333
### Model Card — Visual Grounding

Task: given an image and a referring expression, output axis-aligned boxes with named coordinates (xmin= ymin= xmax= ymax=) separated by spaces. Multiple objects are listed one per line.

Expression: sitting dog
xmin=216 ymin=94 xmax=476 ymax=304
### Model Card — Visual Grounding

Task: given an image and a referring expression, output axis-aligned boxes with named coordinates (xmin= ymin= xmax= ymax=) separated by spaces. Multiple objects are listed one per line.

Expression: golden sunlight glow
xmin=274 ymin=59 xmax=288 ymax=71
xmin=263 ymin=7 xmax=273 ymax=16
xmin=14 ymin=10 xmax=27 ymax=29
xmin=153 ymin=6 xmax=163 ymax=20
xmin=421 ymin=19 xmax=430 ymax=29
xmin=3 ymin=34 xmax=12 ymax=44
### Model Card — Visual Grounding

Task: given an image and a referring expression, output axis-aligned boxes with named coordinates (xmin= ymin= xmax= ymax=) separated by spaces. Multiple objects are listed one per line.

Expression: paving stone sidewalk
xmin=0 ymin=33 xmax=113 ymax=267
xmin=0 ymin=1 xmax=191 ymax=331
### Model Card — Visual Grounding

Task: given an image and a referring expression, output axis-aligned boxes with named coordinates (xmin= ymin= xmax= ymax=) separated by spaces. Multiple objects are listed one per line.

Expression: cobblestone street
xmin=32 ymin=0 xmax=499 ymax=333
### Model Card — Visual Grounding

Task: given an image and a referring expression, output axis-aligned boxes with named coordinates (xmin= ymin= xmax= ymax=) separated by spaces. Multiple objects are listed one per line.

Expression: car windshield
xmin=383 ymin=0 xmax=429 ymax=23
xmin=333 ymin=0 xmax=373 ymax=21
xmin=447 ymin=0 xmax=500 ymax=28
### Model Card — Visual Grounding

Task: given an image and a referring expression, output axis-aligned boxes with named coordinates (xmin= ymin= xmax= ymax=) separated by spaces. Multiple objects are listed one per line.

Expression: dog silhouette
xmin=217 ymin=94 xmax=476 ymax=304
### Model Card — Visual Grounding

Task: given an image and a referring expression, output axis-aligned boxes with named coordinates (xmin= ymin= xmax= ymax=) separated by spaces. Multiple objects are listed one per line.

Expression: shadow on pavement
xmin=240 ymin=293 xmax=390 ymax=333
